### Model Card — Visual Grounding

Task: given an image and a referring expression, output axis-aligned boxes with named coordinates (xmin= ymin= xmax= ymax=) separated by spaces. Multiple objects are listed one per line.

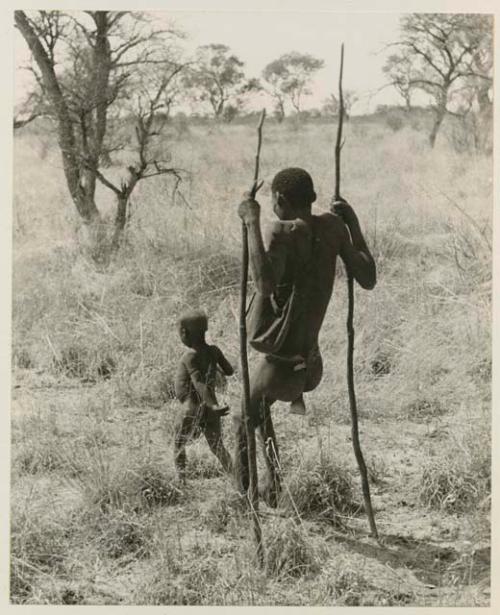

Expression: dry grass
xmin=264 ymin=518 xmax=327 ymax=578
xmin=283 ymin=451 xmax=358 ymax=524
xmin=11 ymin=116 xmax=492 ymax=605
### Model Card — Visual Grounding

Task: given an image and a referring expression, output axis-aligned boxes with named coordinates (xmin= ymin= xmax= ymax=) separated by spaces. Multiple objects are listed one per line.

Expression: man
xmin=235 ymin=167 xmax=376 ymax=506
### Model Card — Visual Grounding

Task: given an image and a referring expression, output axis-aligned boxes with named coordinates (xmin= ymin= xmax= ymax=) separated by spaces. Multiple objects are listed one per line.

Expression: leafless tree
xmin=15 ymin=10 xmax=187 ymax=254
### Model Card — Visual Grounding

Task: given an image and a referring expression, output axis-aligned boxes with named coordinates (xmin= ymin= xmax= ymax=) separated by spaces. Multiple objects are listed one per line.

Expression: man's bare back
xmin=234 ymin=167 xmax=376 ymax=506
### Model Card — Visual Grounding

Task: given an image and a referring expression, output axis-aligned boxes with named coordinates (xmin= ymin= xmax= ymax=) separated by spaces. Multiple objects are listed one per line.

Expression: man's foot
xmin=290 ymin=394 xmax=306 ymax=415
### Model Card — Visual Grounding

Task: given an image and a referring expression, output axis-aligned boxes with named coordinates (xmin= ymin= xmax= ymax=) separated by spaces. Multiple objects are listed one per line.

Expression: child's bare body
xmin=173 ymin=311 xmax=233 ymax=481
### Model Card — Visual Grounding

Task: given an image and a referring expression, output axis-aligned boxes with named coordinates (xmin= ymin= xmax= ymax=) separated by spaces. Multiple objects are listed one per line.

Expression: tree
xmin=15 ymin=10 xmax=187 ymax=254
xmin=262 ymin=52 xmax=324 ymax=119
xmin=321 ymin=93 xmax=338 ymax=118
xmin=343 ymin=90 xmax=359 ymax=120
xmin=386 ymin=14 xmax=493 ymax=147
xmin=382 ymin=53 xmax=414 ymax=110
xmin=322 ymin=89 xmax=358 ymax=120
xmin=182 ymin=44 xmax=255 ymax=118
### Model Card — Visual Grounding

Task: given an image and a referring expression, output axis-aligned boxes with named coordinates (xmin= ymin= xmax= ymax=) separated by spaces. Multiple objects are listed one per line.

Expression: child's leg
xmin=173 ymin=408 xmax=196 ymax=481
xmin=204 ymin=416 xmax=233 ymax=475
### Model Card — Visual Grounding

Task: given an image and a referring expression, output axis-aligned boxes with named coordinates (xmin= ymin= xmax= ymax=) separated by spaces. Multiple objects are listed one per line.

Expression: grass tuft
xmin=93 ymin=510 xmax=152 ymax=559
xmin=82 ymin=455 xmax=182 ymax=513
xmin=285 ymin=453 xmax=359 ymax=524
xmin=265 ymin=518 xmax=327 ymax=578
xmin=419 ymin=459 xmax=486 ymax=514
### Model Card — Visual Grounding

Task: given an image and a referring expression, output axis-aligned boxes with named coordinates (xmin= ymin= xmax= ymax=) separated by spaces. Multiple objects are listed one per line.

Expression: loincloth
xmin=264 ymin=345 xmax=320 ymax=373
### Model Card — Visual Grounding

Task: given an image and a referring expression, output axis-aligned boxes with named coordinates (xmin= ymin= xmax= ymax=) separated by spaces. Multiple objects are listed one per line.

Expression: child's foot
xmin=290 ymin=394 xmax=306 ymax=415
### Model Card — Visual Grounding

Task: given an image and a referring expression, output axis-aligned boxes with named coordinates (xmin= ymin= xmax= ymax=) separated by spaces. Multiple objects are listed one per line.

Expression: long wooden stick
xmin=240 ymin=109 xmax=266 ymax=562
xmin=334 ymin=44 xmax=378 ymax=540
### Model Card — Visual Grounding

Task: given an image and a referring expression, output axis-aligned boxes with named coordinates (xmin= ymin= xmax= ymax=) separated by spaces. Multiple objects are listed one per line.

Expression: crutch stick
xmin=240 ymin=108 xmax=266 ymax=561
xmin=334 ymin=44 xmax=378 ymax=539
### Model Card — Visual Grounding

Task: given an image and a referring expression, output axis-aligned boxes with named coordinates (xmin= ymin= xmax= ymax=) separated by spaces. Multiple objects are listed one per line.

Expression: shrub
xmin=81 ymin=455 xmax=182 ymax=513
xmin=265 ymin=518 xmax=327 ymax=578
xmin=11 ymin=511 xmax=71 ymax=603
xmin=419 ymin=457 xmax=488 ymax=514
xmin=285 ymin=454 xmax=358 ymax=524
xmin=93 ymin=510 xmax=152 ymax=559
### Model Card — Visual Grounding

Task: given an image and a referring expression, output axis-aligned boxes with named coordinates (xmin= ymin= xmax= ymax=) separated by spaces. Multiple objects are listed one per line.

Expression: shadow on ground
xmin=336 ymin=531 xmax=490 ymax=587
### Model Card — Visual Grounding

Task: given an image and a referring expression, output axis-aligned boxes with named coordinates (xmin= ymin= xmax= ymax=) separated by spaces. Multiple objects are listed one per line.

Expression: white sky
xmin=14 ymin=11 xmax=414 ymax=114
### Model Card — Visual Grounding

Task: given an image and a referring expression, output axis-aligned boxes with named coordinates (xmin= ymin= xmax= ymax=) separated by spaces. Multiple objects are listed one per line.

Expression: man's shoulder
xmin=268 ymin=220 xmax=293 ymax=235
xmin=265 ymin=220 xmax=292 ymax=246
xmin=314 ymin=212 xmax=346 ymax=236
xmin=267 ymin=219 xmax=311 ymax=240
xmin=314 ymin=211 xmax=341 ymax=226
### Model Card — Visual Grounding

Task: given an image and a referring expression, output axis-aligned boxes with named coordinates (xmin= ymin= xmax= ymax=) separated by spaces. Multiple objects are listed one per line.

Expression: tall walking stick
xmin=240 ymin=109 xmax=266 ymax=562
xmin=334 ymin=44 xmax=378 ymax=539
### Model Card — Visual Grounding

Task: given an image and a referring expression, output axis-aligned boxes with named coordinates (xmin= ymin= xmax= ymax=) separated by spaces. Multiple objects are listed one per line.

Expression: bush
xmin=81 ymin=455 xmax=182 ymax=513
xmin=265 ymin=518 xmax=327 ymax=578
xmin=93 ymin=510 xmax=152 ymax=559
xmin=11 ymin=511 xmax=72 ymax=603
xmin=419 ymin=457 xmax=488 ymax=514
xmin=285 ymin=454 xmax=359 ymax=524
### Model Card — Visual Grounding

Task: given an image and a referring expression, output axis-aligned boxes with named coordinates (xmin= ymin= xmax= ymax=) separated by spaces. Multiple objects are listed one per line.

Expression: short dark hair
xmin=271 ymin=168 xmax=316 ymax=206
xmin=178 ymin=310 xmax=208 ymax=335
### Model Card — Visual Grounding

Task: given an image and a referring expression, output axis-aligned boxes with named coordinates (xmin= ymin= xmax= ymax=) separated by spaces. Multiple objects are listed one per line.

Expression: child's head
xmin=271 ymin=167 xmax=316 ymax=219
xmin=178 ymin=310 xmax=208 ymax=348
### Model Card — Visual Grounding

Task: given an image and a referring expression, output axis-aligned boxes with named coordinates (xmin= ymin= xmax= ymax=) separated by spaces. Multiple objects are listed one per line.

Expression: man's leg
xmin=233 ymin=403 xmax=253 ymax=494
xmin=234 ymin=356 xmax=306 ymax=499
xmin=204 ymin=417 xmax=233 ymax=475
xmin=256 ymin=398 xmax=281 ymax=507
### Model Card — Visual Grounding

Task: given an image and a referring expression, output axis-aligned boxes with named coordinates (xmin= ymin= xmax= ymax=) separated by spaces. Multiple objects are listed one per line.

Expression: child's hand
xmin=211 ymin=405 xmax=230 ymax=417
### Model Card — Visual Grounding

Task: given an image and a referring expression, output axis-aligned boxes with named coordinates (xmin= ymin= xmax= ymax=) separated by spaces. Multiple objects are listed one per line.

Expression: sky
xmin=14 ymin=10 xmax=409 ymax=114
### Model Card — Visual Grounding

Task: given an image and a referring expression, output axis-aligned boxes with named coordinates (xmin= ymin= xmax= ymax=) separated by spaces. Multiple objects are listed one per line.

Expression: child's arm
xmin=174 ymin=361 xmax=190 ymax=402
xmin=213 ymin=346 xmax=234 ymax=376
xmin=184 ymin=352 xmax=228 ymax=415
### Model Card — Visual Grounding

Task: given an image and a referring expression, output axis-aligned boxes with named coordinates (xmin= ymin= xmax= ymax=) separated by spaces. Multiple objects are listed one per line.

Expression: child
xmin=173 ymin=310 xmax=234 ymax=481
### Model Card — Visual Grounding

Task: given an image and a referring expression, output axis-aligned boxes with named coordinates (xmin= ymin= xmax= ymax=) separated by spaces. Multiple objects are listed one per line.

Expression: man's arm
xmin=238 ymin=194 xmax=286 ymax=297
xmin=333 ymin=199 xmax=376 ymax=290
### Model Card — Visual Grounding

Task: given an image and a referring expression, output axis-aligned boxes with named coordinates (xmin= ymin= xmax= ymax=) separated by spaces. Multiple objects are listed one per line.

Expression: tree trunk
xmin=429 ymin=103 xmax=446 ymax=148
xmin=275 ymin=99 xmax=285 ymax=122
xmin=476 ymin=86 xmax=493 ymax=153
xmin=111 ymin=168 xmax=139 ymax=250
xmin=111 ymin=194 xmax=129 ymax=250
xmin=15 ymin=11 xmax=101 ymax=223
xmin=429 ymin=86 xmax=449 ymax=148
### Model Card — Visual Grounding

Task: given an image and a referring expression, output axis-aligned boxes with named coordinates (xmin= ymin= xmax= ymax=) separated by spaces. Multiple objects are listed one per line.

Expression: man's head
xmin=271 ymin=168 xmax=316 ymax=219
xmin=178 ymin=310 xmax=208 ymax=347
